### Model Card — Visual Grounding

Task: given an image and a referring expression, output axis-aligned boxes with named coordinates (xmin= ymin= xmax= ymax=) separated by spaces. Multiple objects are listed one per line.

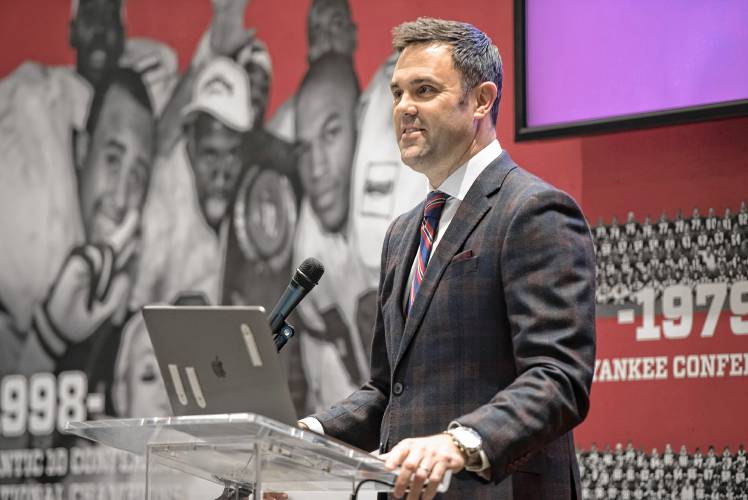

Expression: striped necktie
xmin=407 ymin=190 xmax=449 ymax=315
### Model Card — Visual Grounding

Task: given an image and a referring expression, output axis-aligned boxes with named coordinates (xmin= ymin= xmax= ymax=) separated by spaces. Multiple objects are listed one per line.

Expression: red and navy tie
xmin=407 ymin=190 xmax=449 ymax=315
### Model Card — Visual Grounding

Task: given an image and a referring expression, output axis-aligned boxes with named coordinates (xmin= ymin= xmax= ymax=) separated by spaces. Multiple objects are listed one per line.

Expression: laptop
xmin=142 ymin=305 xmax=298 ymax=426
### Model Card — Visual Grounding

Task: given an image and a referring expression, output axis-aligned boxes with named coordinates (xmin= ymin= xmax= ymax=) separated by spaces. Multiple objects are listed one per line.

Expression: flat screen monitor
xmin=514 ymin=0 xmax=748 ymax=140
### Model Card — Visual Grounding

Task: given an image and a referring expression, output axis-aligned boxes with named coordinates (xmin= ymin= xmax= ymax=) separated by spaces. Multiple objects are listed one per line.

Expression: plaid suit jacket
xmin=312 ymin=152 xmax=596 ymax=499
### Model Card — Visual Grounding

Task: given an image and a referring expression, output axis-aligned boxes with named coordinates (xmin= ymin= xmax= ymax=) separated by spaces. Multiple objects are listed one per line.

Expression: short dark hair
xmin=86 ymin=67 xmax=153 ymax=134
xmin=392 ymin=17 xmax=502 ymax=124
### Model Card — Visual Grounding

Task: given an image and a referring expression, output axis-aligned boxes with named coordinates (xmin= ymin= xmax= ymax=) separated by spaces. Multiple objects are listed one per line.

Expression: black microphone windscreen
xmin=296 ymin=257 xmax=325 ymax=289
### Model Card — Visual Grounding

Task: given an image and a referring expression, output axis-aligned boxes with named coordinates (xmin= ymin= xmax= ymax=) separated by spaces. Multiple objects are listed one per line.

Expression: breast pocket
xmin=442 ymin=255 xmax=479 ymax=281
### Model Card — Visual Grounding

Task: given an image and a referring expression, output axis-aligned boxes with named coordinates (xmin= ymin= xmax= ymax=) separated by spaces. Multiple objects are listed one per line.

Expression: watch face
xmin=453 ymin=427 xmax=482 ymax=450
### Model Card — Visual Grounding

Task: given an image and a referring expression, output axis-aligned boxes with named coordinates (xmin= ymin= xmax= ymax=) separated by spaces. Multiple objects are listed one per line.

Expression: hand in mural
xmin=44 ymin=210 xmax=139 ymax=344
xmin=210 ymin=0 xmax=255 ymax=57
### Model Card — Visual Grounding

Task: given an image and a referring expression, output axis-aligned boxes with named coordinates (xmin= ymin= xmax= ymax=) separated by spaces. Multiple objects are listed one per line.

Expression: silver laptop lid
xmin=142 ymin=305 xmax=298 ymax=426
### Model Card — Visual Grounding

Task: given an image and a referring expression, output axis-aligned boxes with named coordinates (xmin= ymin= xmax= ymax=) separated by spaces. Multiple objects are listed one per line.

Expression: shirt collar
xmin=429 ymin=139 xmax=502 ymax=201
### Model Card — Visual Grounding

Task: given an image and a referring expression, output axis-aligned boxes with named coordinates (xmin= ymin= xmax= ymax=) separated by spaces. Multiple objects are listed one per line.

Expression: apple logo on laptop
xmin=211 ymin=356 xmax=227 ymax=378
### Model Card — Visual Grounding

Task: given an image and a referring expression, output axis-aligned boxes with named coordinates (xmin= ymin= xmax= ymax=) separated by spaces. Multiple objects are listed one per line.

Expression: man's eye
xmin=106 ymin=153 xmax=121 ymax=171
xmin=391 ymin=89 xmax=403 ymax=101
xmin=140 ymin=365 xmax=157 ymax=383
xmin=128 ymin=165 xmax=147 ymax=189
xmin=417 ymin=86 xmax=435 ymax=96
xmin=324 ymin=125 xmax=341 ymax=143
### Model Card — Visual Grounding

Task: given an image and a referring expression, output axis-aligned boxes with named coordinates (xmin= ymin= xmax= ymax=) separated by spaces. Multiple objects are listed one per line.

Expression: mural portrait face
xmin=126 ymin=327 xmax=170 ymax=417
xmin=296 ymin=54 xmax=359 ymax=233
xmin=79 ymin=79 xmax=155 ymax=244
xmin=114 ymin=321 xmax=171 ymax=418
xmin=391 ymin=43 xmax=477 ymax=180
xmin=69 ymin=0 xmax=125 ymax=87
xmin=186 ymin=113 xmax=243 ymax=229
xmin=307 ymin=0 xmax=357 ymax=62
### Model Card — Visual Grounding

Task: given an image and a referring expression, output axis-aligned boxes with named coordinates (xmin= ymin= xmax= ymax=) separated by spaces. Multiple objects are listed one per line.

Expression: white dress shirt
xmin=403 ymin=139 xmax=502 ymax=308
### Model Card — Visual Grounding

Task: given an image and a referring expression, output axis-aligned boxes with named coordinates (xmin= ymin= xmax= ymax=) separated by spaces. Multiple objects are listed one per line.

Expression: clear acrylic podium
xmin=64 ymin=413 xmax=399 ymax=499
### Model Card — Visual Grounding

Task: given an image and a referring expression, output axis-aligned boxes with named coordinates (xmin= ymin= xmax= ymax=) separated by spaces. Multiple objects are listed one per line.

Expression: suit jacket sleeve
xmin=307 ymin=218 xmax=396 ymax=451
xmin=455 ymin=187 xmax=596 ymax=483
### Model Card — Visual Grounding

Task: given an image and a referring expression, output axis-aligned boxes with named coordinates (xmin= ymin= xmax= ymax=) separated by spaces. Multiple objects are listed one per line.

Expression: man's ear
xmin=473 ymin=81 xmax=498 ymax=120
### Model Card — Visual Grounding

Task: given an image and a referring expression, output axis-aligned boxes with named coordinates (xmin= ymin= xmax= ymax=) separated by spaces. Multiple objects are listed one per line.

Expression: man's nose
xmin=105 ymin=174 xmax=129 ymax=223
xmin=394 ymin=93 xmax=417 ymax=118
xmin=309 ymin=143 xmax=328 ymax=179
xmin=211 ymin=160 xmax=238 ymax=189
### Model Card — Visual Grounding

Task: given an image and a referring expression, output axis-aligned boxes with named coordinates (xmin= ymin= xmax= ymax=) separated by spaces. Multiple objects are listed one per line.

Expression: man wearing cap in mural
xmin=290 ymin=53 xmax=374 ymax=412
xmin=131 ymin=56 xmax=251 ymax=307
xmin=111 ymin=57 xmax=251 ymax=421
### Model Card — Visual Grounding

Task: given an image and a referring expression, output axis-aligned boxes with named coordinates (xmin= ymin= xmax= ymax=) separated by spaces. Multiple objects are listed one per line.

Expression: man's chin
xmin=203 ymin=198 xmax=228 ymax=227
xmin=314 ymin=205 xmax=347 ymax=234
xmin=400 ymin=151 xmax=429 ymax=173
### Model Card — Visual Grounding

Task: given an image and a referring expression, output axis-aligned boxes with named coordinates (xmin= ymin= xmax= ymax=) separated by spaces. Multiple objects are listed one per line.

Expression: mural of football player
xmin=267 ymin=0 xmax=357 ymax=142
xmin=16 ymin=68 xmax=155 ymax=392
xmin=71 ymin=0 xmax=178 ymax=115
xmin=3 ymin=69 xmax=155 ymax=455
xmin=116 ymin=57 xmax=251 ymax=422
xmin=131 ymin=57 xmax=251 ymax=308
xmin=0 ymin=0 xmax=174 ymax=379
xmin=291 ymin=53 xmax=371 ymax=412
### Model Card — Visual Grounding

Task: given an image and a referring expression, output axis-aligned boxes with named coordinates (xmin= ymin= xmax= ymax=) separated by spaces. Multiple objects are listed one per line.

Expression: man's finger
xmin=422 ymin=461 xmax=447 ymax=500
xmin=382 ymin=442 xmax=411 ymax=470
xmin=106 ymin=210 xmax=139 ymax=256
xmin=90 ymin=273 xmax=131 ymax=324
xmin=115 ymin=237 xmax=138 ymax=272
xmin=393 ymin=447 xmax=424 ymax=499
xmin=261 ymin=493 xmax=287 ymax=500
xmin=406 ymin=455 xmax=431 ymax=500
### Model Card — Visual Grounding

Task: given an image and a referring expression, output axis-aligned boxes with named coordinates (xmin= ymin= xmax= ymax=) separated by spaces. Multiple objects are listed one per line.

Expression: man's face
xmin=70 ymin=0 xmax=125 ymax=87
xmin=297 ymin=79 xmax=356 ymax=233
xmin=187 ymin=114 xmax=243 ymax=228
xmin=307 ymin=0 xmax=356 ymax=61
xmin=80 ymin=85 xmax=154 ymax=243
xmin=390 ymin=43 xmax=476 ymax=184
xmin=125 ymin=326 xmax=171 ymax=418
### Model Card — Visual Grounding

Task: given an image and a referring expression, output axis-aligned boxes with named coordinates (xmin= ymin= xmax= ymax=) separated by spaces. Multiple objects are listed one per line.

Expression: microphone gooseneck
xmin=269 ymin=258 xmax=325 ymax=351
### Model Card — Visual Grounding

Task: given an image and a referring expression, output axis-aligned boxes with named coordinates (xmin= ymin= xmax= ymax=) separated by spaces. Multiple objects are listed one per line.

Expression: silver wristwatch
xmin=445 ymin=426 xmax=484 ymax=470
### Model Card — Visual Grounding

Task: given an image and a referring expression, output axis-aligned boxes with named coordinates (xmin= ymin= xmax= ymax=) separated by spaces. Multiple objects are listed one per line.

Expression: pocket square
xmin=451 ymin=249 xmax=474 ymax=262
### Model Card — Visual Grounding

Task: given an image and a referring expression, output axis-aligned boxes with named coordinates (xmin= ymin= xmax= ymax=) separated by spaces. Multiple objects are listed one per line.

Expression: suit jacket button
xmin=392 ymin=382 xmax=404 ymax=396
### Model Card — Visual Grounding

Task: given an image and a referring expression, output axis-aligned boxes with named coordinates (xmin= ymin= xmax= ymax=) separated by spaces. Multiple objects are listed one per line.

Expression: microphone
xmin=269 ymin=258 xmax=324 ymax=351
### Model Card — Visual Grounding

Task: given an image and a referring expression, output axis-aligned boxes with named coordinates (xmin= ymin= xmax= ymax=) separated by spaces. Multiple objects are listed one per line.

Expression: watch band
xmin=444 ymin=430 xmax=469 ymax=460
xmin=445 ymin=425 xmax=490 ymax=472
xmin=445 ymin=428 xmax=483 ymax=468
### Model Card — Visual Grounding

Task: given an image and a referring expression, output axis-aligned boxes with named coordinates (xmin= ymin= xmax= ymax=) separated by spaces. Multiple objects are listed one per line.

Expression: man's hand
xmin=381 ymin=434 xmax=465 ymax=500
xmin=210 ymin=0 xmax=255 ymax=56
xmin=44 ymin=211 xmax=139 ymax=344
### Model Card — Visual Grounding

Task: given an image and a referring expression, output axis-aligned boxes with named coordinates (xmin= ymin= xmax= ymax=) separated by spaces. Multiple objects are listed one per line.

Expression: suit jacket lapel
xmin=395 ymin=152 xmax=517 ymax=367
xmin=389 ymin=206 xmax=422 ymax=348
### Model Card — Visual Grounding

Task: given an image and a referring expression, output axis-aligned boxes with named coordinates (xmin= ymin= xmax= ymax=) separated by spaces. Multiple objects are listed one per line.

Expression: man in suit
xmin=300 ymin=17 xmax=596 ymax=500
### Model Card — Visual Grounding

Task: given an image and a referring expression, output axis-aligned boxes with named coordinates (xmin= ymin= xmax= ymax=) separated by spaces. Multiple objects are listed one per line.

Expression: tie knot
xmin=424 ymin=191 xmax=448 ymax=219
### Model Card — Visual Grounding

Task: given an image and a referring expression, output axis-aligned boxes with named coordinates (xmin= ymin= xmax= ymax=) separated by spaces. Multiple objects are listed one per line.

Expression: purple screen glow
xmin=525 ymin=0 xmax=748 ymax=127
